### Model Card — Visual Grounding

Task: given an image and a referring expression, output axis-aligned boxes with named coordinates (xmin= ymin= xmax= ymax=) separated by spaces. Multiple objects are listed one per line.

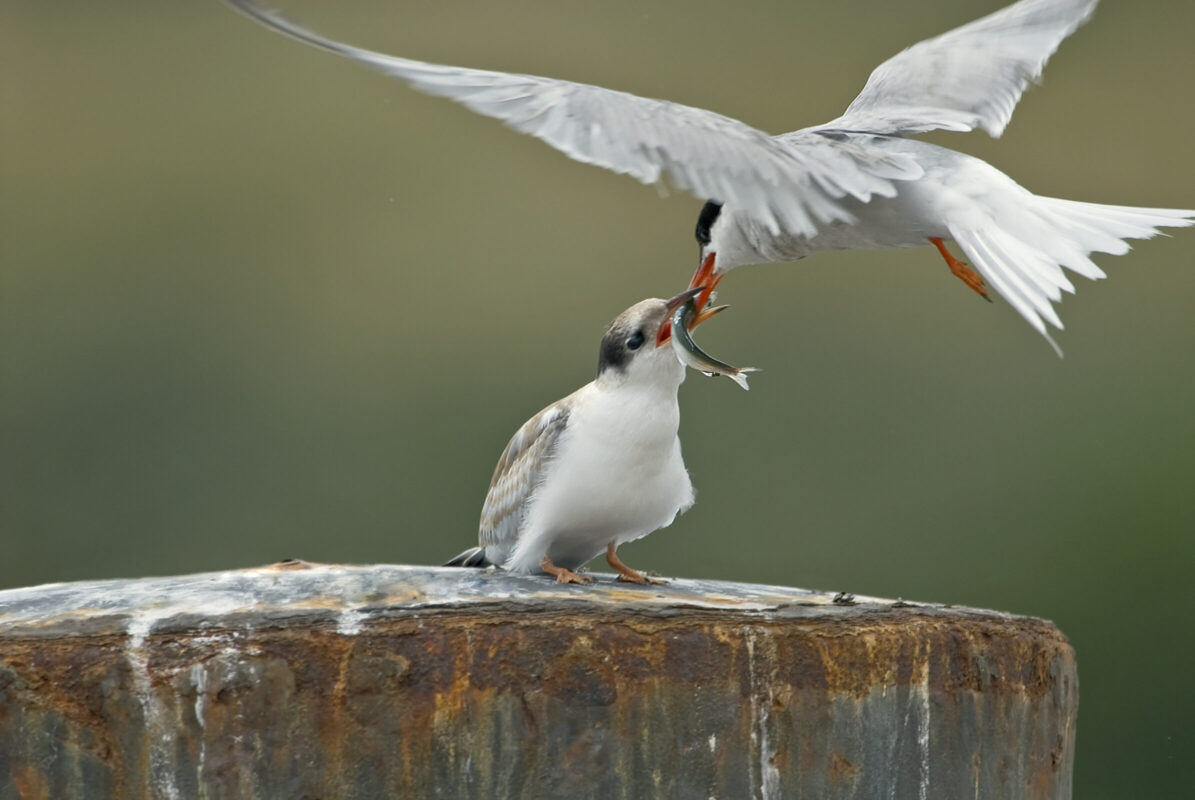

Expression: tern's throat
xmin=595 ymin=351 xmax=685 ymax=393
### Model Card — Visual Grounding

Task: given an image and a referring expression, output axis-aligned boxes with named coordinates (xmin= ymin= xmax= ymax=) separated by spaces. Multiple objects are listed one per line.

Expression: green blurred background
xmin=3 ymin=0 xmax=1192 ymax=795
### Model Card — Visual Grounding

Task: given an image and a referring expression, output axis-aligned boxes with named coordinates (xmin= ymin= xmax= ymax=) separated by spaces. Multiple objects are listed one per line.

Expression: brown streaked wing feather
xmin=478 ymin=395 xmax=574 ymax=549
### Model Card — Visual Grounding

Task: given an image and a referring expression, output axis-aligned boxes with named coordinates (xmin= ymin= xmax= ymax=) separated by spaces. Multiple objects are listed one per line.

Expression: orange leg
xmin=540 ymin=556 xmax=593 ymax=584
xmin=687 ymin=252 xmax=724 ymax=316
xmin=606 ymin=543 xmax=667 ymax=585
xmin=929 ymin=237 xmax=990 ymax=302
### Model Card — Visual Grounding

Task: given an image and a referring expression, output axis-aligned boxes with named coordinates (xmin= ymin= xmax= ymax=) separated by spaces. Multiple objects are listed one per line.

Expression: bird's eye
xmin=626 ymin=330 xmax=645 ymax=350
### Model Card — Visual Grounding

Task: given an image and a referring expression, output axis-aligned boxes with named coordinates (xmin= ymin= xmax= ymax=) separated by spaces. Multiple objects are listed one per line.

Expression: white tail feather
xmin=950 ymin=197 xmax=1194 ymax=355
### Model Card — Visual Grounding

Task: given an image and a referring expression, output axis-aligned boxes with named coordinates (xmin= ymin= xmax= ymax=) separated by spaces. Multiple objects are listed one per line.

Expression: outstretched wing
xmin=478 ymin=398 xmax=573 ymax=550
xmin=224 ymin=0 xmax=920 ymax=237
xmin=820 ymin=0 xmax=1099 ymax=137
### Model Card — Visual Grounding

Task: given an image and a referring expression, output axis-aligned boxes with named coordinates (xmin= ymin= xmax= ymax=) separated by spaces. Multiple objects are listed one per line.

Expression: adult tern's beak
xmin=657 ymin=287 xmax=722 ymax=346
xmin=687 ymin=252 xmax=724 ymax=314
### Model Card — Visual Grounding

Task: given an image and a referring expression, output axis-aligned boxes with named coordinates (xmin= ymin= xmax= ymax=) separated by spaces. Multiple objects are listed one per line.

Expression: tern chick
xmin=446 ymin=289 xmax=719 ymax=584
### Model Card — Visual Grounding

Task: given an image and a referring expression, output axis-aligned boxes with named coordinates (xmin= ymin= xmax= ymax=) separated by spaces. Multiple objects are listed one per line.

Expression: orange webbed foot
xmin=930 ymin=237 xmax=991 ymax=302
xmin=540 ymin=556 xmax=594 ymax=584
xmin=606 ymin=543 xmax=667 ymax=585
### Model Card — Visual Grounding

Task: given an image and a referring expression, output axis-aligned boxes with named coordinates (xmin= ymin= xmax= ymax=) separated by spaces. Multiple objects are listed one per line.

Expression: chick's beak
xmin=656 ymin=286 xmax=724 ymax=346
xmin=664 ymin=286 xmax=704 ymax=313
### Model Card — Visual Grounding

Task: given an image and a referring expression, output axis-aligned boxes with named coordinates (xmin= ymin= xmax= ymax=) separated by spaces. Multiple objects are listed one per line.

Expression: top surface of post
xmin=0 ymin=561 xmax=1041 ymax=639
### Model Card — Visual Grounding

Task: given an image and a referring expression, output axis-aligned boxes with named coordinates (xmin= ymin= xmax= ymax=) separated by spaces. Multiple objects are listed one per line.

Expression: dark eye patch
xmin=695 ymin=200 xmax=723 ymax=246
xmin=627 ymin=330 xmax=645 ymax=350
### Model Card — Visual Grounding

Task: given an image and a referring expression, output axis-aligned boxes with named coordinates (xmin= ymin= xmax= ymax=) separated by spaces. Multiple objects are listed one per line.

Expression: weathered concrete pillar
xmin=0 ymin=563 xmax=1076 ymax=799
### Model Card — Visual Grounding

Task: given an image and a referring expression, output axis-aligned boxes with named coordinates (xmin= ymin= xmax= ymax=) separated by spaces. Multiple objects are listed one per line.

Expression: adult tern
xmin=225 ymin=0 xmax=1193 ymax=353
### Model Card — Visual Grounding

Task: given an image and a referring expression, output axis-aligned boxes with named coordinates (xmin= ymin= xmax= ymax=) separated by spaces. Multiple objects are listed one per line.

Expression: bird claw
xmin=606 ymin=544 xmax=666 ymax=585
xmin=616 ymin=571 xmax=668 ymax=586
xmin=930 ymin=236 xmax=990 ymax=301
xmin=541 ymin=556 xmax=594 ymax=584
xmin=956 ymin=264 xmax=992 ymax=301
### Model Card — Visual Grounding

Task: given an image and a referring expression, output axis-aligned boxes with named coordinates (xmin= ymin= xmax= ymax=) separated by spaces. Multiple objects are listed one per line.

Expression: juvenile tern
xmin=446 ymin=289 xmax=720 ymax=584
xmin=226 ymin=0 xmax=1194 ymax=352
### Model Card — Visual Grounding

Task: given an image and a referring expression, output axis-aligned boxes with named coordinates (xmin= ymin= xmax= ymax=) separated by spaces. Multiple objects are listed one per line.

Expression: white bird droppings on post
xmin=126 ymin=611 xmax=182 ymax=800
xmin=916 ymin=647 xmax=932 ymax=800
xmin=189 ymin=661 xmax=208 ymax=791
xmin=337 ymin=608 xmax=365 ymax=636
xmin=746 ymin=628 xmax=781 ymax=800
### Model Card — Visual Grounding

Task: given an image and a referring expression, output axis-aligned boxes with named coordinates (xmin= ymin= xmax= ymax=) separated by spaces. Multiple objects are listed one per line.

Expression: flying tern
xmin=225 ymin=0 xmax=1194 ymax=353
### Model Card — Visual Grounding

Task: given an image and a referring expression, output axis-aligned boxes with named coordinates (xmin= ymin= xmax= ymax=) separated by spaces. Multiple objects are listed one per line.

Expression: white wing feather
xmin=224 ymin=0 xmax=920 ymax=237
xmin=821 ymin=0 xmax=1099 ymax=137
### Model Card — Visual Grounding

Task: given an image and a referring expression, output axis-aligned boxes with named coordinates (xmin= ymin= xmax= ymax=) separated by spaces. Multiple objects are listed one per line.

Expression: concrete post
xmin=0 ymin=562 xmax=1076 ymax=799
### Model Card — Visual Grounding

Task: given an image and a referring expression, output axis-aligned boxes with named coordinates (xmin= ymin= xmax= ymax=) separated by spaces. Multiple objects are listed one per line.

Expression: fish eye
xmin=626 ymin=330 xmax=645 ymax=350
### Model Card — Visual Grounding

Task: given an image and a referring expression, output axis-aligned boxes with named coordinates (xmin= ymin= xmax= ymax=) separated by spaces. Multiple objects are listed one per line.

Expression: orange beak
xmin=688 ymin=251 xmax=723 ymax=313
xmin=656 ymin=285 xmax=727 ymax=346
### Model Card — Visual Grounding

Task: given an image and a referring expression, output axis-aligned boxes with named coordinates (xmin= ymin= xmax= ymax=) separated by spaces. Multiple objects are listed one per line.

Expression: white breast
xmin=503 ymin=382 xmax=694 ymax=573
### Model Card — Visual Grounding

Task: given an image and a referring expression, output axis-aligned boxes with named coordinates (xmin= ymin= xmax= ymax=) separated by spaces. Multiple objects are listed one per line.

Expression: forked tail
xmin=949 ymin=198 xmax=1194 ymax=355
xmin=443 ymin=546 xmax=493 ymax=568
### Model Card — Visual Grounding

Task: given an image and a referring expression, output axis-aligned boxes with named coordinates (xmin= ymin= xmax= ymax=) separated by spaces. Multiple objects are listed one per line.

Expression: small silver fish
xmin=669 ymin=297 xmax=758 ymax=391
